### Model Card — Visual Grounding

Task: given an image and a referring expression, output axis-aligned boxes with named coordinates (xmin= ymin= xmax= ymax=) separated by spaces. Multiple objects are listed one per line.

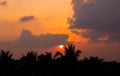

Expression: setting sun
xmin=59 ymin=45 xmax=64 ymax=49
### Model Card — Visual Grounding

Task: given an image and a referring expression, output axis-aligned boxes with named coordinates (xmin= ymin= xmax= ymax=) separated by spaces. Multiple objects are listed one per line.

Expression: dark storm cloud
xmin=69 ymin=0 xmax=120 ymax=42
xmin=13 ymin=30 xmax=69 ymax=48
xmin=0 ymin=1 xmax=7 ymax=6
xmin=20 ymin=16 xmax=35 ymax=22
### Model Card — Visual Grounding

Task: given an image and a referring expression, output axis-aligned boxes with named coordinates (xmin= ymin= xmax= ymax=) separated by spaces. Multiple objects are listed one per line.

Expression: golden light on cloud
xmin=83 ymin=0 xmax=88 ymax=3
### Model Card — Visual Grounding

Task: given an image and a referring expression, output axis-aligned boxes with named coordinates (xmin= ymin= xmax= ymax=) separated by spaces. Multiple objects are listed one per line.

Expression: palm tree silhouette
xmin=0 ymin=45 xmax=120 ymax=76
xmin=54 ymin=44 xmax=81 ymax=62
xmin=0 ymin=50 xmax=14 ymax=76
xmin=20 ymin=51 xmax=37 ymax=63
xmin=38 ymin=52 xmax=52 ymax=63
xmin=0 ymin=50 xmax=13 ymax=62
xmin=19 ymin=51 xmax=38 ymax=76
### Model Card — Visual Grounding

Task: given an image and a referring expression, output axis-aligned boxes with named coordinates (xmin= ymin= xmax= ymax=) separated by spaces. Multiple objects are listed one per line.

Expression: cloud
xmin=19 ymin=16 xmax=35 ymax=22
xmin=0 ymin=42 xmax=13 ymax=48
xmin=0 ymin=1 xmax=7 ymax=6
xmin=13 ymin=30 xmax=69 ymax=48
xmin=69 ymin=0 xmax=120 ymax=43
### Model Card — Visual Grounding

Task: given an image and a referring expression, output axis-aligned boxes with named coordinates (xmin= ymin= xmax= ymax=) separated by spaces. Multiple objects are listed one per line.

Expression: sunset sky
xmin=0 ymin=0 xmax=120 ymax=61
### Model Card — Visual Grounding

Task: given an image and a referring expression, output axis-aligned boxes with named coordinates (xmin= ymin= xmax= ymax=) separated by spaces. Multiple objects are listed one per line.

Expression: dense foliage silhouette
xmin=0 ymin=44 xmax=120 ymax=76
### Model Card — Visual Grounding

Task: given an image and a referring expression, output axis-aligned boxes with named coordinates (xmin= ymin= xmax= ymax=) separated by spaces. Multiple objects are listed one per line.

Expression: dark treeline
xmin=0 ymin=44 xmax=120 ymax=76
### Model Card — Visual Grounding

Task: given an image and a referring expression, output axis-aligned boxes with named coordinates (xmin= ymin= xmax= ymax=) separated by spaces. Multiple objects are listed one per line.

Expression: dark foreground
xmin=0 ymin=45 xmax=120 ymax=76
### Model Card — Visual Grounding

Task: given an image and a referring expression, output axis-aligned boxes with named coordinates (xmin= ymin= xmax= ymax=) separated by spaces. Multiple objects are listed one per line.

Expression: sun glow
xmin=59 ymin=45 xmax=64 ymax=49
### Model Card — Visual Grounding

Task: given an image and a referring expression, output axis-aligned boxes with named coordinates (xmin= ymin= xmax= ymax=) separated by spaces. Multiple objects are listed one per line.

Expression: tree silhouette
xmin=53 ymin=44 xmax=82 ymax=76
xmin=82 ymin=56 xmax=104 ymax=63
xmin=64 ymin=44 xmax=81 ymax=62
xmin=0 ymin=50 xmax=13 ymax=62
xmin=19 ymin=51 xmax=38 ymax=76
xmin=20 ymin=51 xmax=37 ymax=63
xmin=0 ymin=45 xmax=120 ymax=76
xmin=0 ymin=50 xmax=14 ymax=76
xmin=54 ymin=44 xmax=81 ymax=62
xmin=38 ymin=52 xmax=52 ymax=62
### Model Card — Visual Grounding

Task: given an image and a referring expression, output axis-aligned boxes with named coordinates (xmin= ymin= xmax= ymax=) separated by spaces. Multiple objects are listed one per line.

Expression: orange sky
xmin=0 ymin=0 xmax=120 ymax=61
xmin=0 ymin=0 xmax=85 ymax=58
xmin=0 ymin=0 xmax=87 ymax=42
